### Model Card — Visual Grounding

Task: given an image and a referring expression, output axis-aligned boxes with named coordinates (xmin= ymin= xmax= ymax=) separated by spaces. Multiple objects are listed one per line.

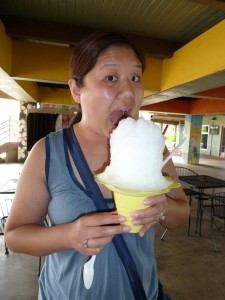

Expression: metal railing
xmin=0 ymin=119 xmax=19 ymax=146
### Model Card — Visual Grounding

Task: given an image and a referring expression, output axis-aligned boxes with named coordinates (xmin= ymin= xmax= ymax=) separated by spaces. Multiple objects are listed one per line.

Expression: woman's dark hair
xmin=69 ymin=104 xmax=82 ymax=125
xmin=70 ymin=31 xmax=146 ymax=125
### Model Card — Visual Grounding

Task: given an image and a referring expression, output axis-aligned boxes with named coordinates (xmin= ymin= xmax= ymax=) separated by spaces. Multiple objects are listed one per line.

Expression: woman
xmin=5 ymin=31 xmax=189 ymax=299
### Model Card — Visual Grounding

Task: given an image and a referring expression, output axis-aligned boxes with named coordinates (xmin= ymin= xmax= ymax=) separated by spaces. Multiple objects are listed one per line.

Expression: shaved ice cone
xmin=95 ymin=176 xmax=180 ymax=233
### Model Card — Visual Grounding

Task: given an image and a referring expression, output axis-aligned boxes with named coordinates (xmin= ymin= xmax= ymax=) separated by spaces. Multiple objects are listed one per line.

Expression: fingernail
xmin=139 ymin=230 xmax=145 ymax=237
xmin=143 ymin=199 xmax=151 ymax=205
xmin=130 ymin=211 xmax=139 ymax=218
xmin=123 ymin=226 xmax=130 ymax=232
xmin=118 ymin=216 xmax=126 ymax=222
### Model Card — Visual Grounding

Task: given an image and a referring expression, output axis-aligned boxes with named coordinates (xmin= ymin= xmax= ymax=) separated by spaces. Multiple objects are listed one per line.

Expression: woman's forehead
xmin=96 ymin=45 xmax=142 ymax=66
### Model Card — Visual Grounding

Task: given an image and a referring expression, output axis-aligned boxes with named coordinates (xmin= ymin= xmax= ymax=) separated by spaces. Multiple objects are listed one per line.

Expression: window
xmin=201 ymin=125 xmax=209 ymax=150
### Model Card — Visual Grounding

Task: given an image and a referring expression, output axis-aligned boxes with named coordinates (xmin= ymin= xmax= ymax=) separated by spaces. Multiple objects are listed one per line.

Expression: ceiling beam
xmin=193 ymin=86 xmax=225 ymax=99
xmin=188 ymin=0 xmax=225 ymax=10
xmin=142 ymin=70 xmax=225 ymax=106
xmin=0 ymin=16 xmax=183 ymax=59
xmin=0 ymin=67 xmax=37 ymax=102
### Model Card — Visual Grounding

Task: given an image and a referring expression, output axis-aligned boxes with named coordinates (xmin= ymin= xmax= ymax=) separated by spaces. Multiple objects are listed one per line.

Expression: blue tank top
xmin=38 ymin=130 xmax=158 ymax=300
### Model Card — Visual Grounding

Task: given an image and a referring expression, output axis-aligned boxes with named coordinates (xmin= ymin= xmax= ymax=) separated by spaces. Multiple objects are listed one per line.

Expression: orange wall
xmin=141 ymin=99 xmax=191 ymax=114
xmin=190 ymin=99 xmax=225 ymax=114
xmin=141 ymin=98 xmax=225 ymax=115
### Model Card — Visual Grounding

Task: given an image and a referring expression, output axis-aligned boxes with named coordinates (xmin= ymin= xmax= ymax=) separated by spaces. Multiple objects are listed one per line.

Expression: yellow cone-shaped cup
xmin=113 ymin=190 xmax=160 ymax=233
xmin=95 ymin=176 xmax=180 ymax=233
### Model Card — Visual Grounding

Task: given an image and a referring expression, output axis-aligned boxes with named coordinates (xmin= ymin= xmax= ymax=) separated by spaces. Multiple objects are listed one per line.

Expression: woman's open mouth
xmin=110 ymin=110 xmax=131 ymax=129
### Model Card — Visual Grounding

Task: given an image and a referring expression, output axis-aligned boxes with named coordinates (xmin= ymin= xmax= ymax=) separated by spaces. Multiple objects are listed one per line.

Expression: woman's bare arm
xmin=4 ymin=138 xmax=71 ymax=256
xmin=5 ymin=138 xmax=130 ymax=256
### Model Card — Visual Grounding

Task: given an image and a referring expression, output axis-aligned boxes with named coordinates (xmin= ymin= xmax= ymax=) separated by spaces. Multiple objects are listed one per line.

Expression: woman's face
xmin=78 ymin=45 xmax=144 ymax=138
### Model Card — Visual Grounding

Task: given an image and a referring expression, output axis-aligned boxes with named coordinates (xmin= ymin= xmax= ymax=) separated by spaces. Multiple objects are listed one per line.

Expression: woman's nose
xmin=118 ymin=79 xmax=134 ymax=100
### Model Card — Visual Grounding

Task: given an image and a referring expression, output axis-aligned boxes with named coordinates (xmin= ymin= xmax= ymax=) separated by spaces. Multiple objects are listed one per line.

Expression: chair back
xmin=212 ymin=192 xmax=225 ymax=219
xmin=175 ymin=166 xmax=198 ymax=176
xmin=175 ymin=166 xmax=199 ymax=191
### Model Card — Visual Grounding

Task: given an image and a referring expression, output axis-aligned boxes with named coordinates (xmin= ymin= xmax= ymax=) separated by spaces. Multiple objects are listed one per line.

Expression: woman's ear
xmin=68 ymin=79 xmax=81 ymax=103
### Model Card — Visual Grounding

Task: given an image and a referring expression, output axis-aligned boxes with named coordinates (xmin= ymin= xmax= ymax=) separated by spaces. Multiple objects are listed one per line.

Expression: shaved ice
xmin=98 ymin=117 xmax=171 ymax=190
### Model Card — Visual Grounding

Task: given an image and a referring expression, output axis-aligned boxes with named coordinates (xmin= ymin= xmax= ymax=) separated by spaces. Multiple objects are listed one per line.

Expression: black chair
xmin=200 ymin=191 xmax=225 ymax=251
xmin=160 ymin=166 xmax=200 ymax=240
xmin=175 ymin=166 xmax=198 ymax=196
xmin=175 ymin=166 xmax=211 ymax=235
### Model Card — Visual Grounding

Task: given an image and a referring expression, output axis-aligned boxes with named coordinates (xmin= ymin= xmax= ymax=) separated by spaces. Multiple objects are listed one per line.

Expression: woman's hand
xmin=130 ymin=193 xmax=168 ymax=237
xmin=68 ymin=211 xmax=130 ymax=255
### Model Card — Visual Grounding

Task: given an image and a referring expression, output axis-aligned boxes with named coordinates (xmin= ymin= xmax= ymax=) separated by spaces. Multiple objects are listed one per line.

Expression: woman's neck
xmin=73 ymin=123 xmax=110 ymax=173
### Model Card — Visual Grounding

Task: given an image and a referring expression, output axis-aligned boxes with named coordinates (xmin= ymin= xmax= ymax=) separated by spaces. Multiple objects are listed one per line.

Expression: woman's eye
xmin=106 ymin=75 xmax=117 ymax=82
xmin=131 ymin=76 xmax=141 ymax=82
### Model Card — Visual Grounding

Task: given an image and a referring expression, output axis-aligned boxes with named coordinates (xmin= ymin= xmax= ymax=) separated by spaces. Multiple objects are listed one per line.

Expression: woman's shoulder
xmin=24 ymin=130 xmax=63 ymax=156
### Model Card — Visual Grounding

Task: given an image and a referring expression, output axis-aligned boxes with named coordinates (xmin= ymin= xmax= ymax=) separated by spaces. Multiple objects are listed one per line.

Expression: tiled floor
xmin=156 ymin=219 xmax=225 ymax=300
xmin=0 ymin=156 xmax=225 ymax=299
xmin=0 ymin=243 xmax=39 ymax=300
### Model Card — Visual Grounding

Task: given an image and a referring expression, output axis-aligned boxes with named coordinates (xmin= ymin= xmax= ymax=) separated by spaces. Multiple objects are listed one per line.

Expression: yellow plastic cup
xmin=113 ymin=191 xmax=158 ymax=233
xmin=95 ymin=176 xmax=181 ymax=233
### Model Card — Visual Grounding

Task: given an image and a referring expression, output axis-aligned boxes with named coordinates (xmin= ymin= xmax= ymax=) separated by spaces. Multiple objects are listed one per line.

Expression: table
xmin=179 ymin=175 xmax=225 ymax=233
xmin=179 ymin=175 xmax=225 ymax=191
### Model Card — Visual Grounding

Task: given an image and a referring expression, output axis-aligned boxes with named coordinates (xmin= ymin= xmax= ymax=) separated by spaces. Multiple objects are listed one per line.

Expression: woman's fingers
xmin=129 ymin=194 xmax=168 ymax=237
xmin=72 ymin=212 xmax=130 ymax=254
xmin=82 ymin=212 xmax=126 ymax=227
xmin=78 ymin=213 xmax=130 ymax=236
